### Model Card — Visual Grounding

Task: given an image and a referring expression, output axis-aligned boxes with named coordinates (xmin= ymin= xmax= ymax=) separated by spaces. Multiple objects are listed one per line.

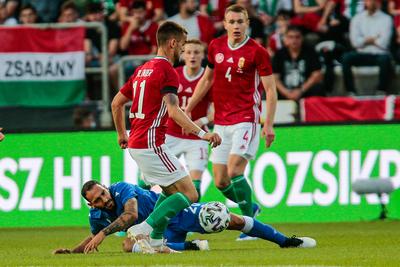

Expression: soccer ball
xmin=198 ymin=201 xmax=231 ymax=233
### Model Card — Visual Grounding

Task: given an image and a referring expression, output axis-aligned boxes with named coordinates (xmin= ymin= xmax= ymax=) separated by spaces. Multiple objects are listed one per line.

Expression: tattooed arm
xmin=83 ymin=198 xmax=138 ymax=254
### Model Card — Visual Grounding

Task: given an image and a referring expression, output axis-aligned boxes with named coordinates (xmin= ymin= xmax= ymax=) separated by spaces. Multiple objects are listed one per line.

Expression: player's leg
xmin=186 ymin=139 xmax=209 ymax=201
xmin=210 ymin=125 xmax=238 ymax=202
xmin=127 ymin=145 xmax=196 ymax=252
xmin=227 ymin=123 xmax=261 ymax=217
xmin=227 ymin=213 xmax=316 ymax=248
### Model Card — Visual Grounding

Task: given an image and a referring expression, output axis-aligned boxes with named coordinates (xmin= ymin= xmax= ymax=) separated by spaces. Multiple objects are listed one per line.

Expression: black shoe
xmin=280 ymin=235 xmax=316 ymax=248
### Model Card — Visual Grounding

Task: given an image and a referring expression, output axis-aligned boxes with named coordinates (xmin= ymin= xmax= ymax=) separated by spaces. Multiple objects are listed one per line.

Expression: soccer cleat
xmin=192 ymin=239 xmax=210 ymax=251
xmin=236 ymin=203 xmax=261 ymax=241
xmin=280 ymin=236 xmax=317 ymax=248
xmin=132 ymin=234 xmax=156 ymax=254
xmin=127 ymin=222 xmax=152 ymax=241
xmin=154 ymin=244 xmax=181 ymax=254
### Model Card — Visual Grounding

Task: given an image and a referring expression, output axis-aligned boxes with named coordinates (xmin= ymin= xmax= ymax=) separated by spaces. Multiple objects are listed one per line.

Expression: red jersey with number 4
xmin=208 ymin=35 xmax=272 ymax=125
xmin=120 ymin=56 xmax=179 ymax=149
xmin=167 ymin=66 xmax=211 ymax=140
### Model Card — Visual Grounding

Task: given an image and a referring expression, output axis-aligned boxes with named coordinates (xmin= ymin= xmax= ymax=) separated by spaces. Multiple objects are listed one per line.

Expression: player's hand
xmin=118 ymin=134 xmax=129 ymax=149
xmin=262 ymin=124 xmax=275 ymax=148
xmin=53 ymin=248 xmax=71 ymax=254
xmin=202 ymin=132 xmax=221 ymax=148
xmin=84 ymin=232 xmax=105 ymax=254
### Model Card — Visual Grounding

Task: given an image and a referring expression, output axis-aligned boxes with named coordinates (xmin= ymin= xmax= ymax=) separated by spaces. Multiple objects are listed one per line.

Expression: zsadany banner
xmin=0 ymin=26 xmax=85 ymax=107
xmin=0 ymin=124 xmax=399 ymax=227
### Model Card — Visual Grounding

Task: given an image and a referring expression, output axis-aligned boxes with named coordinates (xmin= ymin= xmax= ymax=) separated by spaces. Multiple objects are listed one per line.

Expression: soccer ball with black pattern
xmin=199 ymin=201 xmax=231 ymax=233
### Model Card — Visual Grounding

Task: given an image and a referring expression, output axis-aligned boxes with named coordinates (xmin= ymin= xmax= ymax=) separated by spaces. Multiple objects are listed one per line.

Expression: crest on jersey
xmin=215 ymin=53 xmax=224 ymax=64
xmin=237 ymin=57 xmax=245 ymax=73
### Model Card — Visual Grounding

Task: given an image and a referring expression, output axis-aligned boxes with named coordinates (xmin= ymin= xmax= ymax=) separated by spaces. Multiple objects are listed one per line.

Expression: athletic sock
xmin=146 ymin=192 xmax=191 ymax=240
xmin=242 ymin=216 xmax=288 ymax=246
xmin=154 ymin=192 xmax=167 ymax=209
xmin=220 ymin=183 xmax=237 ymax=202
xmin=192 ymin=180 xmax=201 ymax=201
xmin=231 ymin=175 xmax=253 ymax=216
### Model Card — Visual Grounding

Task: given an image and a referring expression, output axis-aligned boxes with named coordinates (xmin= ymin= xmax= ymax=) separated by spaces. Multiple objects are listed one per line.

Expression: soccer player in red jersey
xmin=166 ymin=39 xmax=213 ymax=200
xmin=185 ymin=4 xmax=277 ymax=240
xmin=107 ymin=21 xmax=221 ymax=254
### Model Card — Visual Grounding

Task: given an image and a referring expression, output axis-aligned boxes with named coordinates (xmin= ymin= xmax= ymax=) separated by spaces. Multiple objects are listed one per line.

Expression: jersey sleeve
xmin=161 ymin=65 xmax=179 ymax=95
xmin=207 ymin=39 xmax=215 ymax=69
xmin=255 ymin=46 xmax=272 ymax=76
xmin=114 ymin=182 xmax=138 ymax=206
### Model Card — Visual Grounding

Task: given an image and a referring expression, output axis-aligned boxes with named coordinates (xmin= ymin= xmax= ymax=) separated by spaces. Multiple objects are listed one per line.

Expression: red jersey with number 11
xmin=120 ymin=56 xmax=179 ymax=149
xmin=207 ymin=35 xmax=272 ymax=125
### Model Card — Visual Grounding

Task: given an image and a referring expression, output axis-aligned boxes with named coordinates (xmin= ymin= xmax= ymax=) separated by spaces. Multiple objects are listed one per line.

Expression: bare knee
xmin=215 ymin=179 xmax=231 ymax=189
xmin=186 ymin=190 xmax=198 ymax=203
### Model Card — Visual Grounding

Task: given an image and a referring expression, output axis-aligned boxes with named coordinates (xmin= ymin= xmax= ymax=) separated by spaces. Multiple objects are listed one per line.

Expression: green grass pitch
xmin=1 ymin=221 xmax=399 ymax=266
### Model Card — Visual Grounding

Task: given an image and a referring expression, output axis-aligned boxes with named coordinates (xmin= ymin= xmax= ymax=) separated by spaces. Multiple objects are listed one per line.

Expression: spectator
xmin=58 ymin=1 xmax=81 ymax=23
xmin=0 ymin=2 xmax=17 ymax=25
xmin=4 ymin=0 xmax=19 ymax=20
xmin=73 ymin=107 xmax=96 ymax=129
xmin=199 ymin=0 xmax=229 ymax=33
xmin=84 ymin=2 xmax=121 ymax=98
xmin=272 ymin=26 xmax=325 ymax=101
xmin=235 ymin=0 xmax=266 ymax=44
xmin=19 ymin=3 xmax=38 ymax=24
xmin=257 ymin=0 xmax=293 ymax=33
xmin=388 ymin=0 xmax=400 ymax=60
xmin=20 ymin=0 xmax=64 ymax=22
xmin=120 ymin=0 xmax=158 ymax=55
xmin=0 ymin=127 xmax=4 ymax=142
xmin=168 ymin=0 xmax=215 ymax=44
xmin=342 ymin=0 xmax=393 ymax=95
xmin=267 ymin=10 xmax=291 ymax=56
xmin=291 ymin=0 xmax=327 ymax=32
xmin=118 ymin=0 xmax=164 ymax=22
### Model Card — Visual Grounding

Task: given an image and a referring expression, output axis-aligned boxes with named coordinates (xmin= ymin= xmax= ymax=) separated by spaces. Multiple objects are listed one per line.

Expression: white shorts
xmin=210 ymin=122 xmax=260 ymax=165
xmin=128 ymin=144 xmax=188 ymax=187
xmin=165 ymin=134 xmax=209 ymax=172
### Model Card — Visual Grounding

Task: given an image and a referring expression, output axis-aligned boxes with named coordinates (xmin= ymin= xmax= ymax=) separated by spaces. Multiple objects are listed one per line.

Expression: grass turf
xmin=1 ymin=221 xmax=399 ymax=266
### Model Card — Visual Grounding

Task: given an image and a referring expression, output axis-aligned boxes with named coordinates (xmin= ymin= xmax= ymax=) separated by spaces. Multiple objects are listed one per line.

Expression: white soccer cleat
xmin=192 ymin=239 xmax=210 ymax=251
xmin=127 ymin=222 xmax=152 ymax=241
xmin=296 ymin=237 xmax=317 ymax=248
xmin=131 ymin=235 xmax=156 ymax=254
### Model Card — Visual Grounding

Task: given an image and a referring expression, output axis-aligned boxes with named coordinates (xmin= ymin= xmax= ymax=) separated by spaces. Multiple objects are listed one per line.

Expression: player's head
xmin=157 ymin=21 xmax=188 ymax=63
xmin=81 ymin=180 xmax=115 ymax=210
xmin=285 ymin=25 xmax=303 ymax=50
xmin=223 ymin=4 xmax=249 ymax=42
xmin=130 ymin=0 xmax=146 ymax=23
xmin=85 ymin=2 xmax=105 ymax=22
xmin=183 ymin=39 xmax=205 ymax=70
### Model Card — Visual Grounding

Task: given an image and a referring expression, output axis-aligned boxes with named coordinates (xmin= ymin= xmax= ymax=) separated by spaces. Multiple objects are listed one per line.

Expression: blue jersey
xmin=89 ymin=182 xmax=207 ymax=242
xmin=89 ymin=182 xmax=158 ymax=235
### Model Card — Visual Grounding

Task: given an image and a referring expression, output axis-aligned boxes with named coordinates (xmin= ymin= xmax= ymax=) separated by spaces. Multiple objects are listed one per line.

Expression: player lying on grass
xmin=54 ymin=181 xmax=316 ymax=254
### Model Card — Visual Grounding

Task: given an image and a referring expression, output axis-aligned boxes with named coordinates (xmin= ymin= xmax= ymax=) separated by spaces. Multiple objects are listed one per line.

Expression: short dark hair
xmin=156 ymin=21 xmax=187 ymax=46
xmin=131 ymin=0 xmax=146 ymax=10
xmin=224 ymin=4 xmax=248 ymax=20
xmin=81 ymin=180 xmax=101 ymax=201
xmin=20 ymin=3 xmax=37 ymax=14
xmin=286 ymin=25 xmax=303 ymax=35
xmin=61 ymin=0 xmax=78 ymax=13
xmin=86 ymin=2 xmax=103 ymax=14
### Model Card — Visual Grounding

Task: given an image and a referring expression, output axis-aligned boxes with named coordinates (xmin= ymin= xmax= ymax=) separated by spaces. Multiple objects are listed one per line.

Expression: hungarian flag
xmin=0 ymin=26 xmax=85 ymax=107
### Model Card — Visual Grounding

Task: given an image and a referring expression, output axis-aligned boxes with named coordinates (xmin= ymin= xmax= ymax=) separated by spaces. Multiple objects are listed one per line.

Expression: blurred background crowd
xmin=1 ymin=0 xmax=399 ymax=129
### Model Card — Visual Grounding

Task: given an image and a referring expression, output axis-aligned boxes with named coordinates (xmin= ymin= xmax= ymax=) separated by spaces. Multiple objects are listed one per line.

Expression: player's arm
xmin=53 ymin=235 xmax=94 ymax=254
xmin=185 ymin=66 xmax=214 ymax=114
xmin=111 ymin=92 xmax=131 ymax=149
xmin=84 ymin=198 xmax=139 ymax=254
xmin=260 ymin=75 xmax=277 ymax=148
xmin=194 ymin=103 xmax=214 ymax=128
xmin=163 ymin=93 xmax=221 ymax=147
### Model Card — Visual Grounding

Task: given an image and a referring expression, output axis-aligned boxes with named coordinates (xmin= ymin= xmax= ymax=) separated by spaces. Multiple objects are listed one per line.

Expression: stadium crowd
xmin=0 ymin=0 xmax=399 ymax=100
